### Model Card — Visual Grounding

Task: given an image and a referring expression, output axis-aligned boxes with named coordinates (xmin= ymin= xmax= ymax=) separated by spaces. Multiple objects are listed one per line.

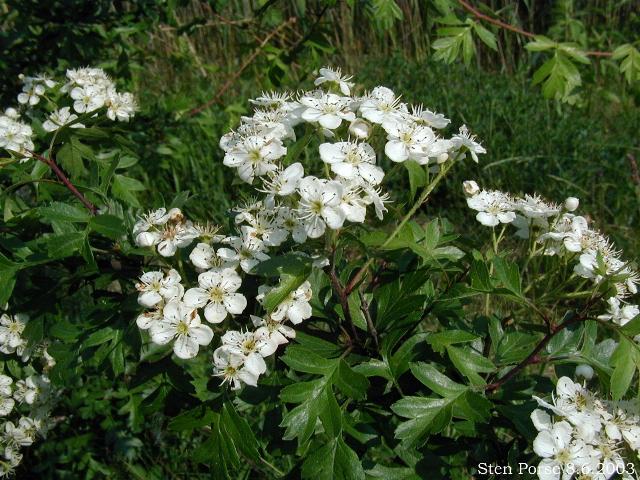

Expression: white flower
xmin=533 ymin=421 xmax=588 ymax=480
xmin=0 ymin=114 xmax=34 ymax=159
xmin=136 ymin=304 xmax=163 ymax=330
xmin=319 ymin=141 xmax=384 ymax=185
xmin=217 ymin=234 xmax=270 ymax=273
xmin=452 ymin=125 xmax=486 ymax=162
xmin=42 ymin=107 xmax=84 ymax=132
xmin=575 ymin=364 xmax=595 ymax=380
xmin=408 ymin=105 xmax=450 ymax=129
xmin=516 ymin=194 xmax=560 ymax=218
xmin=462 ymin=180 xmax=480 ymax=197
xmin=466 ymin=190 xmax=516 ymax=227
xmin=13 ymin=375 xmax=50 ymax=405
xmin=133 ymin=207 xmax=198 ymax=257
xmin=251 ymin=315 xmax=296 ymax=346
xmin=241 ymin=213 xmax=288 ymax=247
xmin=189 ymin=242 xmax=231 ymax=270
xmin=249 ymin=91 xmax=292 ymax=109
xmin=383 ymin=121 xmax=447 ymax=164
xmin=359 ymin=86 xmax=406 ymax=125
xmin=70 ymin=85 xmax=105 ymax=113
xmin=337 ymin=179 xmax=368 ymax=223
xmin=213 ymin=348 xmax=258 ymax=390
xmin=0 ymin=313 xmax=28 ymax=354
xmin=361 ymin=184 xmax=391 ymax=220
xmin=106 ymin=90 xmax=137 ymax=121
xmin=0 ymin=375 xmax=14 ymax=417
xmin=149 ymin=301 xmax=213 ymax=359
xmin=223 ymin=135 xmax=286 ymax=184
xmin=297 ymin=176 xmax=346 ymax=238
xmin=299 ymin=92 xmax=355 ymax=129
xmin=183 ymin=268 xmax=246 ymax=323
xmin=136 ymin=269 xmax=184 ymax=307
xmin=4 ymin=418 xmax=35 ymax=446
xmin=314 ymin=67 xmax=354 ymax=95
xmin=271 ymin=281 xmax=313 ymax=324
xmin=17 ymin=78 xmax=45 ymax=106
xmin=275 ymin=206 xmax=308 ymax=244
xmin=348 ymin=118 xmax=371 ymax=139
xmin=259 ymin=162 xmax=304 ymax=197
xmin=220 ymin=330 xmax=277 ymax=377
xmin=597 ymin=297 xmax=639 ymax=326
xmin=565 ymin=197 xmax=580 ymax=212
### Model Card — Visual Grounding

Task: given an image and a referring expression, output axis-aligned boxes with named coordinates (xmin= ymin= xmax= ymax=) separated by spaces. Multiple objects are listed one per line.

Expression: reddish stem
xmin=457 ymin=0 xmax=613 ymax=57
xmin=29 ymin=150 xmax=97 ymax=214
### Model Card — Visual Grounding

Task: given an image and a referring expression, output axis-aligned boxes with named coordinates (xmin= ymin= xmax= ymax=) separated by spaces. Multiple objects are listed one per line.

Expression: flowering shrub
xmin=0 ymin=65 xmax=639 ymax=478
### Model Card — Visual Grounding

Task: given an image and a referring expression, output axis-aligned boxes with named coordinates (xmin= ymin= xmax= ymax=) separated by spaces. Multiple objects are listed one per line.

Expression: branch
xmin=28 ymin=150 xmax=97 ymax=214
xmin=187 ymin=17 xmax=297 ymax=117
xmin=329 ymin=247 xmax=360 ymax=344
xmin=358 ymin=290 xmax=379 ymax=350
xmin=457 ymin=0 xmax=613 ymax=58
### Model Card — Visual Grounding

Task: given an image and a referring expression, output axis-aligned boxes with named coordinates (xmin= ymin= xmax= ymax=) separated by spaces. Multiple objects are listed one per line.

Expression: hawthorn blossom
xmin=251 ymin=315 xmax=296 ymax=346
xmin=319 ymin=141 xmax=384 ymax=185
xmin=189 ymin=242 xmax=230 ymax=270
xmin=241 ymin=213 xmax=288 ymax=247
xmin=0 ymin=114 xmax=34 ymax=159
xmin=0 ymin=375 xmax=14 ymax=417
xmin=314 ymin=67 xmax=354 ymax=95
xmin=359 ymin=86 xmax=406 ymax=125
xmin=70 ymin=85 xmax=105 ymax=113
xmin=183 ymin=268 xmax=247 ymax=323
xmin=452 ymin=125 xmax=486 ymax=162
xmin=213 ymin=348 xmax=258 ymax=390
xmin=297 ymin=176 xmax=346 ymax=238
xmin=259 ymin=162 xmax=304 ymax=197
xmin=299 ymin=92 xmax=355 ymax=129
xmin=136 ymin=269 xmax=184 ymax=308
xmin=13 ymin=375 xmax=50 ymax=406
xmin=133 ymin=207 xmax=198 ymax=257
xmin=42 ymin=107 xmax=84 ymax=132
xmin=0 ymin=314 xmax=28 ymax=355
xmin=383 ymin=121 xmax=448 ymax=164
xmin=270 ymin=281 xmax=313 ymax=324
xmin=217 ymin=234 xmax=270 ymax=273
xmin=516 ymin=194 xmax=560 ymax=218
xmin=466 ymin=190 xmax=516 ymax=227
xmin=408 ymin=105 xmax=450 ymax=129
xmin=149 ymin=301 xmax=213 ymax=359
xmin=219 ymin=330 xmax=277 ymax=378
xmin=223 ymin=134 xmax=286 ymax=184
xmin=17 ymin=77 xmax=45 ymax=106
xmin=597 ymin=297 xmax=639 ymax=326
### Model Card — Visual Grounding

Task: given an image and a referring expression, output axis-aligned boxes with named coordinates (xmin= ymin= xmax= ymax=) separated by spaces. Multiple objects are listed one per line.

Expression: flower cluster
xmin=0 ymin=312 xmax=57 ymax=477
xmin=531 ymin=376 xmax=640 ymax=480
xmin=134 ymin=67 xmax=484 ymax=390
xmin=464 ymin=182 xmax=638 ymax=329
xmin=133 ymin=207 xmax=311 ymax=387
xmin=1 ymin=67 xmax=136 ymax=162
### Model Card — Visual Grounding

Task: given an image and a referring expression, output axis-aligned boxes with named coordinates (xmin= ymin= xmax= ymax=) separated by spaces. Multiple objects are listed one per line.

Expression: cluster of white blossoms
xmin=0 ymin=312 xmax=57 ymax=477
xmin=134 ymin=67 xmax=484 ymax=389
xmin=0 ymin=67 xmax=136 ymax=162
xmin=531 ymin=377 xmax=640 ymax=480
xmin=464 ymin=182 xmax=638 ymax=329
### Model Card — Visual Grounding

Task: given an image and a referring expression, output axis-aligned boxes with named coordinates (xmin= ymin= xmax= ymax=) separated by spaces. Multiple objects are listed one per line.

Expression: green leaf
xmin=403 ymin=160 xmax=426 ymax=202
xmin=83 ymin=327 xmax=116 ymax=349
xmin=525 ymin=35 xmax=557 ymax=52
xmin=392 ymin=396 xmax=454 ymax=446
xmin=221 ymin=403 xmax=261 ymax=463
xmin=89 ymin=214 xmax=125 ymax=240
xmin=334 ymin=360 xmax=369 ymax=400
xmin=447 ymin=345 xmax=495 ymax=385
xmin=613 ymin=44 xmax=640 ymax=84
xmin=427 ymin=330 xmax=479 ymax=354
xmin=493 ymin=256 xmax=522 ymax=296
xmin=610 ymin=336 xmax=637 ymax=400
xmin=56 ymin=142 xmax=84 ymax=179
xmin=409 ymin=362 xmax=466 ymax=397
xmin=473 ymin=22 xmax=497 ymax=51
xmin=301 ymin=436 xmax=365 ymax=480
xmin=38 ymin=202 xmax=90 ymax=223
xmin=47 ymin=232 xmax=86 ymax=258
xmin=112 ymin=174 xmax=145 ymax=207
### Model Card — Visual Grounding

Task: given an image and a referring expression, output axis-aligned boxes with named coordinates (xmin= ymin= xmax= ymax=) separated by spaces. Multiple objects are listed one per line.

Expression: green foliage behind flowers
xmin=1 ymin=61 xmax=640 ymax=480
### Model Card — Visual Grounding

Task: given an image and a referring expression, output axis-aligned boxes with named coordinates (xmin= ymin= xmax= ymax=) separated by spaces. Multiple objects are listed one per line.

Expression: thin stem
xmin=358 ymin=290 xmax=379 ymax=350
xmin=345 ymin=159 xmax=456 ymax=295
xmin=329 ymin=246 xmax=360 ymax=344
xmin=28 ymin=150 xmax=97 ymax=214
xmin=457 ymin=0 xmax=613 ymax=57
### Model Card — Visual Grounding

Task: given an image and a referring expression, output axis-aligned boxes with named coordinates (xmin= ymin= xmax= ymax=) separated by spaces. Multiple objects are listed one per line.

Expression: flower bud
xmin=348 ymin=119 xmax=371 ymax=139
xmin=436 ymin=153 xmax=449 ymax=164
xmin=575 ymin=364 xmax=594 ymax=380
xmin=463 ymin=180 xmax=480 ymax=197
xmin=564 ymin=197 xmax=579 ymax=212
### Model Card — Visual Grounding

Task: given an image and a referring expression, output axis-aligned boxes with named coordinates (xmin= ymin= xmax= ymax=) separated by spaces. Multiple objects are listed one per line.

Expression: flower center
xmin=210 ymin=287 xmax=225 ymax=302
xmin=176 ymin=321 xmax=190 ymax=336
xmin=311 ymin=200 xmax=324 ymax=214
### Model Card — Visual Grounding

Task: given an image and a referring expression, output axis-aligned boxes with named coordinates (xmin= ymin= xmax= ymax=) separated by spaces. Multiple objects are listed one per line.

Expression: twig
xmin=186 ymin=17 xmax=297 ymax=117
xmin=457 ymin=0 xmax=613 ymax=57
xmin=627 ymin=153 xmax=640 ymax=186
xmin=328 ymin=247 xmax=360 ymax=344
xmin=358 ymin=290 xmax=379 ymax=350
xmin=28 ymin=150 xmax=97 ymax=214
xmin=485 ymin=297 xmax=598 ymax=392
